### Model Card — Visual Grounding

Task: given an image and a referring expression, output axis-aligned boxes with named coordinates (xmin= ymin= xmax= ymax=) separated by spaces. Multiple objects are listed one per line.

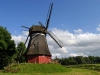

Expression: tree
xmin=0 ymin=26 xmax=16 ymax=69
xmin=15 ymin=42 xmax=26 ymax=63
xmin=88 ymin=56 xmax=95 ymax=64
xmin=75 ymin=56 xmax=85 ymax=64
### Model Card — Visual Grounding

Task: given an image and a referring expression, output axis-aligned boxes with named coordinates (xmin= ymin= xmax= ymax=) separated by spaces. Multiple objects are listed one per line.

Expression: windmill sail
xmin=47 ymin=30 xmax=63 ymax=48
xmin=21 ymin=26 xmax=29 ymax=29
xmin=39 ymin=21 xmax=44 ymax=27
xmin=25 ymin=34 xmax=29 ymax=45
xmin=45 ymin=3 xmax=53 ymax=29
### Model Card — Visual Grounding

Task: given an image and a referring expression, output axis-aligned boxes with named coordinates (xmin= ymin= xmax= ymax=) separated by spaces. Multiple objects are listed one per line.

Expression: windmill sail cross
xmin=22 ymin=3 xmax=63 ymax=64
xmin=47 ymin=30 xmax=63 ymax=48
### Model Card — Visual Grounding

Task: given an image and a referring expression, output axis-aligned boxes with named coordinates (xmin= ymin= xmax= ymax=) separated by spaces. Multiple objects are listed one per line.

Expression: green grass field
xmin=0 ymin=68 xmax=100 ymax=75
xmin=0 ymin=63 xmax=100 ymax=75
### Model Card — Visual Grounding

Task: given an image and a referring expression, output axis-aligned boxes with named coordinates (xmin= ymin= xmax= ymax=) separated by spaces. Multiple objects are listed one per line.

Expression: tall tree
xmin=15 ymin=42 xmax=26 ymax=63
xmin=75 ymin=56 xmax=85 ymax=64
xmin=0 ymin=26 xmax=16 ymax=69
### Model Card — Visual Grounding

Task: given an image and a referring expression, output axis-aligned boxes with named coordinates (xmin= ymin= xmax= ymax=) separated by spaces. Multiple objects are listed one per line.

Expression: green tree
xmin=68 ymin=57 xmax=77 ymax=65
xmin=88 ymin=56 xmax=95 ymax=64
xmin=75 ymin=56 xmax=85 ymax=64
xmin=15 ymin=42 xmax=26 ymax=63
xmin=0 ymin=26 xmax=16 ymax=69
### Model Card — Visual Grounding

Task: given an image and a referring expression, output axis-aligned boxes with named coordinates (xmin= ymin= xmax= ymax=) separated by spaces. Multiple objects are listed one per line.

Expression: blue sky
xmin=1 ymin=0 xmax=100 ymax=34
xmin=1 ymin=0 xmax=100 ymax=58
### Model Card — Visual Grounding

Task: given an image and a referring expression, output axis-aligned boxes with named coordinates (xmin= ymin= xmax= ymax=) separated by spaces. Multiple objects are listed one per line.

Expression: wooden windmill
xmin=22 ymin=3 xmax=63 ymax=63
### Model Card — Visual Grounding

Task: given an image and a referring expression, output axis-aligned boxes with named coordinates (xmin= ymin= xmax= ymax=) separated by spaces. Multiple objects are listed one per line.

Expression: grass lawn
xmin=0 ymin=63 xmax=100 ymax=75
xmin=0 ymin=68 xmax=100 ymax=75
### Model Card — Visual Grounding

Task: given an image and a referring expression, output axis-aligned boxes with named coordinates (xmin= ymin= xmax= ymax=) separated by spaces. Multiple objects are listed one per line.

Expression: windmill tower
xmin=22 ymin=3 xmax=63 ymax=63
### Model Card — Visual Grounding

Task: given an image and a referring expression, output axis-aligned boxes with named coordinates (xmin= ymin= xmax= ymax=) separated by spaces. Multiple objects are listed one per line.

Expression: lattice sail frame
xmin=47 ymin=30 xmax=63 ymax=48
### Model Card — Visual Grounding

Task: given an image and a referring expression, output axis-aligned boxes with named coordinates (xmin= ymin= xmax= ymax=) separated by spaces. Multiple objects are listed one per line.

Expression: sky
xmin=1 ymin=0 xmax=100 ymax=58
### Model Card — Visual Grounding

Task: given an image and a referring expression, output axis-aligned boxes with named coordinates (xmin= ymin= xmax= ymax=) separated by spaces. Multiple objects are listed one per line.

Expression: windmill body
xmin=23 ymin=3 xmax=63 ymax=63
xmin=25 ymin=26 xmax=52 ymax=63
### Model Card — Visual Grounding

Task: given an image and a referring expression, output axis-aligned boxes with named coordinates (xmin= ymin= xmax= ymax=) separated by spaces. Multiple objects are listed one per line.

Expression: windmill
xmin=22 ymin=3 xmax=63 ymax=63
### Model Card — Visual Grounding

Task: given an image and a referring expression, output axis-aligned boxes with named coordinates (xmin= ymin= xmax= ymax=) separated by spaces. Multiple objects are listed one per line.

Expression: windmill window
xmin=33 ymin=44 xmax=36 ymax=48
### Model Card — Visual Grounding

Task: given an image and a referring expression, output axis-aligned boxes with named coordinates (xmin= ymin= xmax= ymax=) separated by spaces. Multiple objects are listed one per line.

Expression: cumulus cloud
xmin=97 ymin=25 xmax=100 ymax=32
xmin=11 ymin=31 xmax=28 ymax=46
xmin=47 ymin=28 xmax=100 ymax=58
xmin=74 ymin=29 xmax=83 ymax=34
xmin=70 ymin=53 xmax=87 ymax=57
xmin=11 ymin=28 xmax=100 ymax=58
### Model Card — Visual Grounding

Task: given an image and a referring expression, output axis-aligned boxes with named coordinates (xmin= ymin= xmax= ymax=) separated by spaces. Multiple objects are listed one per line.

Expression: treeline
xmin=0 ymin=26 xmax=26 ymax=69
xmin=55 ymin=56 xmax=100 ymax=65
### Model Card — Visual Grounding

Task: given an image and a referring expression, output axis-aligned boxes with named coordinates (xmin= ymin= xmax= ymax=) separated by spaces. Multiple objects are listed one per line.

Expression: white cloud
xmin=97 ymin=28 xmax=100 ymax=32
xmin=70 ymin=53 xmax=78 ymax=57
xmin=22 ymin=31 xmax=29 ymax=36
xmin=70 ymin=53 xmax=87 ymax=57
xmin=48 ymin=45 xmax=68 ymax=59
xmin=11 ymin=28 xmax=100 ymax=58
xmin=97 ymin=25 xmax=100 ymax=32
xmin=74 ymin=29 xmax=83 ymax=34
xmin=11 ymin=31 xmax=28 ymax=46
xmin=61 ymin=24 xmax=65 ymax=26
xmin=47 ymin=28 xmax=100 ymax=58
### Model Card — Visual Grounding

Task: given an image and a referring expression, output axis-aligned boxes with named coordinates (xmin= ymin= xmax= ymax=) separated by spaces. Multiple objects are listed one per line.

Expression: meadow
xmin=0 ymin=63 xmax=100 ymax=75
